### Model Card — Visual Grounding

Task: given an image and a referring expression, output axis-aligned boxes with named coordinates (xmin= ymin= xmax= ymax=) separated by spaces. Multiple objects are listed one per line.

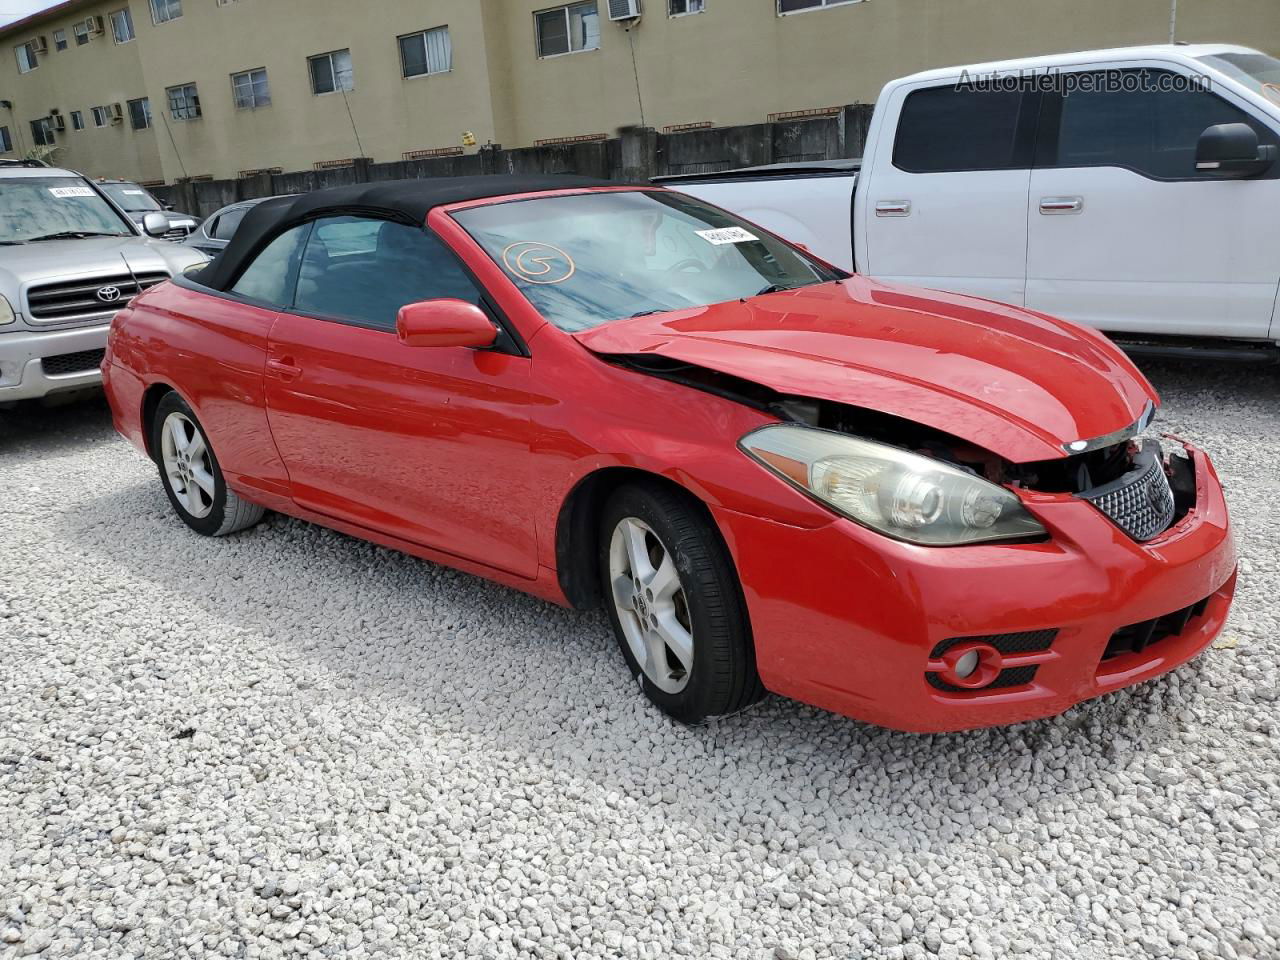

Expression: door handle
xmin=266 ymin=357 xmax=302 ymax=381
xmin=875 ymin=200 xmax=911 ymax=217
xmin=1039 ymin=196 xmax=1084 ymax=215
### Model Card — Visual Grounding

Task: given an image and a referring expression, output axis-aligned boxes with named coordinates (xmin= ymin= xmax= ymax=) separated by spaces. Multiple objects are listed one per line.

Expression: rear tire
xmin=599 ymin=482 xmax=764 ymax=724
xmin=150 ymin=392 xmax=264 ymax=537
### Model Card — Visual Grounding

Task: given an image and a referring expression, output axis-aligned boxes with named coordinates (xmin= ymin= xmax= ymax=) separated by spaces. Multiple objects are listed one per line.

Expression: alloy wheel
xmin=160 ymin=411 xmax=215 ymax=519
xmin=608 ymin=516 xmax=694 ymax=694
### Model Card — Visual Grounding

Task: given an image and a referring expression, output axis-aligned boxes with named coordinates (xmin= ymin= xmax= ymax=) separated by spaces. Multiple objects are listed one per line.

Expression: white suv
xmin=0 ymin=164 xmax=207 ymax=403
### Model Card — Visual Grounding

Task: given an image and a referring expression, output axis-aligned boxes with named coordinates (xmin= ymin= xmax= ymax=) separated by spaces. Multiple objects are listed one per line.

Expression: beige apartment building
xmin=2 ymin=0 xmax=1278 ymax=184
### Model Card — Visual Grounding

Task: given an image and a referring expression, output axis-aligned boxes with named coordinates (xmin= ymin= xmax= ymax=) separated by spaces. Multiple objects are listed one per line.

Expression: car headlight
xmin=740 ymin=424 xmax=1047 ymax=546
xmin=0 ymin=295 xmax=15 ymax=326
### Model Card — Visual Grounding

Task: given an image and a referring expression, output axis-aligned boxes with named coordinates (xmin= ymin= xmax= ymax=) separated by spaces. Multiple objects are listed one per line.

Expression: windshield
xmin=452 ymin=190 xmax=843 ymax=332
xmin=0 ymin=177 xmax=134 ymax=243
xmin=101 ymin=182 xmax=163 ymax=212
xmin=1200 ymin=52 xmax=1280 ymax=107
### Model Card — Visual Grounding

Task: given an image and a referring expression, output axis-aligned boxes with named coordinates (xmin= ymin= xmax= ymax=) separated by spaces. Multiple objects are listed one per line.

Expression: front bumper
xmin=0 ymin=324 xmax=109 ymax=401
xmin=714 ymin=441 xmax=1236 ymax=733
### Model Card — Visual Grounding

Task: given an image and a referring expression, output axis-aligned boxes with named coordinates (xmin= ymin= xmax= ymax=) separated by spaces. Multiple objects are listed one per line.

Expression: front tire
xmin=599 ymin=482 xmax=763 ymax=724
xmin=150 ymin=392 xmax=264 ymax=537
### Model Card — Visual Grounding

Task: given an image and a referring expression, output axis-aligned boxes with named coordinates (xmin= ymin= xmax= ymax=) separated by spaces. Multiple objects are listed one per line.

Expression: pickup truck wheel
xmin=599 ymin=482 xmax=764 ymax=724
xmin=150 ymin=392 xmax=264 ymax=537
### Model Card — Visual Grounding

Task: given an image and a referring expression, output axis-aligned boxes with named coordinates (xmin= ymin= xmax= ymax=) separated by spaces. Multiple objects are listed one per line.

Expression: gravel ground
xmin=1 ymin=362 xmax=1278 ymax=960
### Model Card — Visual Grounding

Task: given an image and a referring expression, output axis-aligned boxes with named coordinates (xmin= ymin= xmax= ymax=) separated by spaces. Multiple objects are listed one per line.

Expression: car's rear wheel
xmin=599 ymin=482 xmax=763 ymax=724
xmin=150 ymin=392 xmax=264 ymax=537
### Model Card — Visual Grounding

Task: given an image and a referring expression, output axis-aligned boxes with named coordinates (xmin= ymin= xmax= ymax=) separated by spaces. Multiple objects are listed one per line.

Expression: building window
xmin=31 ymin=117 xmax=55 ymax=146
xmin=92 ymin=106 xmax=111 ymax=127
xmin=309 ymin=49 xmax=354 ymax=94
xmin=231 ymin=68 xmax=271 ymax=109
xmin=669 ymin=0 xmax=705 ymax=14
xmin=0 ymin=126 xmax=11 ymax=152
xmin=535 ymin=2 xmax=599 ymax=57
xmin=398 ymin=26 xmax=451 ymax=79
xmin=778 ymin=0 xmax=859 ymax=11
xmin=150 ymin=0 xmax=182 ymax=24
xmin=53 ymin=29 xmax=67 ymax=51
xmin=110 ymin=8 xmax=135 ymax=43
xmin=15 ymin=42 xmax=38 ymax=73
xmin=167 ymin=82 xmax=201 ymax=120
xmin=74 ymin=21 xmax=91 ymax=44
xmin=71 ymin=110 xmax=85 ymax=130
xmin=128 ymin=97 xmax=152 ymax=130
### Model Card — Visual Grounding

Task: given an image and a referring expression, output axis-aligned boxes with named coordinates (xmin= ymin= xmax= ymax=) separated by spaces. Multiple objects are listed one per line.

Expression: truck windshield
xmin=100 ymin=182 xmax=164 ymax=213
xmin=452 ymin=189 xmax=844 ymax=332
xmin=0 ymin=177 xmax=134 ymax=244
xmin=1199 ymin=52 xmax=1280 ymax=106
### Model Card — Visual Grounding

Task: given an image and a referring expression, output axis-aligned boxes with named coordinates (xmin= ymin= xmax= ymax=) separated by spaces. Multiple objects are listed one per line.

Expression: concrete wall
xmin=0 ymin=0 xmax=163 ymax=181
xmin=152 ymin=109 xmax=873 ymax=219
xmin=4 ymin=0 xmax=1278 ymax=184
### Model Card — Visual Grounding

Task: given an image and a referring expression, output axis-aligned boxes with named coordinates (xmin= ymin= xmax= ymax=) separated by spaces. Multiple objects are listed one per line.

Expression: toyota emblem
xmin=96 ymin=285 xmax=123 ymax=303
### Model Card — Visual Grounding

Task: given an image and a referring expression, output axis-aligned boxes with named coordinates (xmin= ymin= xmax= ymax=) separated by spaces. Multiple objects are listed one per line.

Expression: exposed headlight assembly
xmin=0 ymin=295 xmax=15 ymax=326
xmin=740 ymin=424 xmax=1047 ymax=546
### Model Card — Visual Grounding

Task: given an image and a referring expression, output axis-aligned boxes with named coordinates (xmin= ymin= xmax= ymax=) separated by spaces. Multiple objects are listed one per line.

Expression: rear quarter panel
xmin=109 ymin=281 xmax=291 ymax=505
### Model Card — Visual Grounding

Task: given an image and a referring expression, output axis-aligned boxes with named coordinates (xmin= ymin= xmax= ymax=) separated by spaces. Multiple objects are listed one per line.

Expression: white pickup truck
xmin=662 ymin=44 xmax=1280 ymax=360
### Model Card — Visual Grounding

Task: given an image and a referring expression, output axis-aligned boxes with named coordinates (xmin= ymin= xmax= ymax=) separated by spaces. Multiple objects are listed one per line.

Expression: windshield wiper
xmin=0 ymin=240 xmax=24 ymax=246
xmin=754 ymin=282 xmax=804 ymax=296
xmin=26 ymin=231 xmax=130 ymax=242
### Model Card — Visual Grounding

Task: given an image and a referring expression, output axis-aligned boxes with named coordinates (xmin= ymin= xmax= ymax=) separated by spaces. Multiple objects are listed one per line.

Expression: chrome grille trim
xmin=25 ymin=272 xmax=169 ymax=324
xmin=1078 ymin=439 xmax=1175 ymax=542
xmin=1063 ymin=401 xmax=1156 ymax=454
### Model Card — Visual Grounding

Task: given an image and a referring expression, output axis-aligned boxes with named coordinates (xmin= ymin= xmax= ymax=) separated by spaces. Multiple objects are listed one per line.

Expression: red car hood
xmin=572 ymin=276 xmax=1158 ymax=463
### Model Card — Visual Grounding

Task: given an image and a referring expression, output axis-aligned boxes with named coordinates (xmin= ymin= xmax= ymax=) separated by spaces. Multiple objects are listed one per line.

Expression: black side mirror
xmin=163 ymin=202 xmax=174 ymax=211
xmin=1196 ymin=122 xmax=1277 ymax=177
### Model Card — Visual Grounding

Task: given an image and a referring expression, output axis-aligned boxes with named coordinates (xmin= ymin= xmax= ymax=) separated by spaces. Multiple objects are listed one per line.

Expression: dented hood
xmin=572 ymin=277 xmax=1158 ymax=463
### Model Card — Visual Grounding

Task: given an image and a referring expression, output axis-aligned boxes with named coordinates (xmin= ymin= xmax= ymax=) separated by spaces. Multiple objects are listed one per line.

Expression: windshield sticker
xmin=695 ymin=227 xmax=758 ymax=246
xmin=48 ymin=186 xmax=96 ymax=199
xmin=501 ymin=241 xmax=576 ymax=285
xmin=123 ymin=189 xmax=147 ymax=196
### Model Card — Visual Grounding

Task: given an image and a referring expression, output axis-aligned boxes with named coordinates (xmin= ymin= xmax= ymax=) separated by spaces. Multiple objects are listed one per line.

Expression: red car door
xmin=262 ymin=215 xmax=541 ymax=580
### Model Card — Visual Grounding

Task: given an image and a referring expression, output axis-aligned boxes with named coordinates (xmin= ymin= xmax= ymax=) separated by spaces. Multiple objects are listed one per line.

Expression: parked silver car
xmin=183 ymin=196 xmax=284 ymax=258
xmin=0 ymin=164 xmax=208 ymax=403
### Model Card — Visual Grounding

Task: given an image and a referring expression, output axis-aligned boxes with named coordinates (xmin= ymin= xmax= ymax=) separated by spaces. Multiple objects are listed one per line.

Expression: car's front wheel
xmin=599 ymin=482 xmax=763 ymax=724
xmin=150 ymin=392 xmax=264 ymax=537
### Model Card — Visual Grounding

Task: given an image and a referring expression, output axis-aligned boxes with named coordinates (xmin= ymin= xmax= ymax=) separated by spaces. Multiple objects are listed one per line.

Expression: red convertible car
xmin=103 ymin=176 xmax=1237 ymax=732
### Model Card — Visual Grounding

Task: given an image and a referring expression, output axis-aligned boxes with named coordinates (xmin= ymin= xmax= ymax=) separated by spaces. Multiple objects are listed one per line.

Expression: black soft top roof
xmin=199 ymin=174 xmax=621 ymax=291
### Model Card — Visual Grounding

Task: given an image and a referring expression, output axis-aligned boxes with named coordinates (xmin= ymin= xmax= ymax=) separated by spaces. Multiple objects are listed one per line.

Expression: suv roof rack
xmin=0 ymin=158 xmax=50 ymax=168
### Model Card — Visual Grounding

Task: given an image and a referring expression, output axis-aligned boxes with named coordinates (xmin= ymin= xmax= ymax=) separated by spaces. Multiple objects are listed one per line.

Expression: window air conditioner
xmin=607 ymin=0 xmax=642 ymax=21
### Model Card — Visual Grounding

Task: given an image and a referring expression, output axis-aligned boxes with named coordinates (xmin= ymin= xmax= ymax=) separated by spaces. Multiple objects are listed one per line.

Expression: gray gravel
xmin=2 ymin=362 xmax=1278 ymax=960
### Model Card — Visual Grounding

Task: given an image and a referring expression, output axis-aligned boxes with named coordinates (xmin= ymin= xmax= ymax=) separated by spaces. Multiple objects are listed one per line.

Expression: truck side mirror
xmin=141 ymin=212 xmax=171 ymax=237
xmin=1196 ymin=122 xmax=1277 ymax=177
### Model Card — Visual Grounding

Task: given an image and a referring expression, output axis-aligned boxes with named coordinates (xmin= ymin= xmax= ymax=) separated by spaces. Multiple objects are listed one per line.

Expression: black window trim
xmin=183 ymin=214 xmax=529 ymax=356
xmin=1033 ymin=66 xmax=1280 ymax=183
xmin=891 ymin=84 xmax=1042 ymax=175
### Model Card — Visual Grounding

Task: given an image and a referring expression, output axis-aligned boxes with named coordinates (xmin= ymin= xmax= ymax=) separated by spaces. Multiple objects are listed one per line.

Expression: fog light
xmin=953 ymin=649 xmax=980 ymax=679
xmin=937 ymin=642 xmax=1004 ymax=690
